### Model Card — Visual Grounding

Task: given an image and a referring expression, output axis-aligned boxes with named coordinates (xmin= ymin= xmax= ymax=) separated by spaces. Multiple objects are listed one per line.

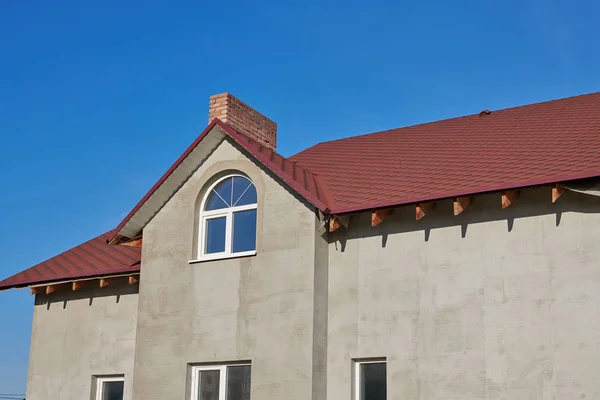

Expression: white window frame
xmin=354 ymin=359 xmax=386 ymax=400
xmin=190 ymin=363 xmax=251 ymax=400
xmin=95 ymin=376 xmax=125 ymax=400
xmin=196 ymin=174 xmax=258 ymax=262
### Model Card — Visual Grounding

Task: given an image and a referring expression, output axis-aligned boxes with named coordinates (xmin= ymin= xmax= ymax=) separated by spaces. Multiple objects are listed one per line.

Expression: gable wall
xmin=327 ymin=187 xmax=600 ymax=400
xmin=133 ymin=137 xmax=325 ymax=399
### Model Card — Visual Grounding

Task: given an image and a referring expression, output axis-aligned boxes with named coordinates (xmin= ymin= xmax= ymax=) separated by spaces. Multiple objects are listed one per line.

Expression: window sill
xmin=189 ymin=250 xmax=257 ymax=264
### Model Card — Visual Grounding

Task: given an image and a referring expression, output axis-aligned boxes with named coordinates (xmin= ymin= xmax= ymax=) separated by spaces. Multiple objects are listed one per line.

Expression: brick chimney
xmin=209 ymin=93 xmax=277 ymax=150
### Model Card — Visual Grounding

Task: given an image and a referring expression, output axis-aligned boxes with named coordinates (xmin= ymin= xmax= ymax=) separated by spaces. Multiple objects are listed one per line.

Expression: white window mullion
xmin=219 ymin=365 xmax=227 ymax=400
xmin=199 ymin=216 xmax=206 ymax=257
xmin=225 ymin=210 xmax=234 ymax=254
xmin=191 ymin=369 xmax=199 ymax=400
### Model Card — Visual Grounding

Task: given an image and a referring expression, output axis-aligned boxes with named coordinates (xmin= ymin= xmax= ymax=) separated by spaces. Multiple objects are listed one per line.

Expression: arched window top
xmin=204 ymin=175 xmax=257 ymax=211
xmin=198 ymin=174 xmax=258 ymax=260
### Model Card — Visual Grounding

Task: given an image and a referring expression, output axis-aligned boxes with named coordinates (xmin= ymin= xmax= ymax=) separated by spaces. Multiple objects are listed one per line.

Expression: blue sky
xmin=1 ymin=0 xmax=600 ymax=394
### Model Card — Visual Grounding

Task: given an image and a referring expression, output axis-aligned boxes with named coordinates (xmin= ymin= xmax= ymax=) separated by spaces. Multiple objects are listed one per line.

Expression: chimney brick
xmin=208 ymin=93 xmax=277 ymax=150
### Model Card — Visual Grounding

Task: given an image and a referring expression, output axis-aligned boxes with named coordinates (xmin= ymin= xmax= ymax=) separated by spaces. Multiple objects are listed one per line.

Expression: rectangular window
xmin=205 ymin=216 xmax=227 ymax=254
xmin=191 ymin=363 xmax=251 ymax=400
xmin=355 ymin=359 xmax=386 ymax=400
xmin=232 ymin=209 xmax=257 ymax=253
xmin=95 ymin=376 xmax=124 ymax=400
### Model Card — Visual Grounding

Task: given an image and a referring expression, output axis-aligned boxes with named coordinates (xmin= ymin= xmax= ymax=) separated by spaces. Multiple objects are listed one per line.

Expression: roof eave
xmin=328 ymin=172 xmax=600 ymax=215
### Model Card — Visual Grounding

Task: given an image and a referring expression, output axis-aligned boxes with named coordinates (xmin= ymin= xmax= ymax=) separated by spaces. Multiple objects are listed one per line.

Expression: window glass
xmin=226 ymin=365 xmax=251 ymax=400
xmin=235 ymin=182 xmax=257 ymax=206
xmin=205 ymin=217 xmax=226 ymax=254
xmin=359 ymin=362 xmax=386 ymax=400
xmin=206 ymin=191 xmax=229 ymax=211
xmin=98 ymin=379 xmax=124 ymax=400
xmin=232 ymin=209 xmax=257 ymax=253
xmin=232 ymin=176 xmax=253 ymax=206
xmin=214 ymin=178 xmax=234 ymax=206
xmin=198 ymin=369 xmax=220 ymax=400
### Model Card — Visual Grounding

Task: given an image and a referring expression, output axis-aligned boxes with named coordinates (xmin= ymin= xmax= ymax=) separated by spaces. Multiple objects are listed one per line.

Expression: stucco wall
xmin=327 ymin=187 xmax=600 ymax=400
xmin=133 ymin=136 xmax=322 ymax=399
xmin=26 ymin=278 xmax=138 ymax=400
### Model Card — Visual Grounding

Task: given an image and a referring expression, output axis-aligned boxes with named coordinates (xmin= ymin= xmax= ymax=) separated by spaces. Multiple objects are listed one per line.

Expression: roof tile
xmin=0 ymin=230 xmax=140 ymax=290
xmin=290 ymin=91 xmax=600 ymax=213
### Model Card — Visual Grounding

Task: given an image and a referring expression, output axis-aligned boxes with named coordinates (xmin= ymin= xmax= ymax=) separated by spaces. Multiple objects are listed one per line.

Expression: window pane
xmin=101 ymin=381 xmax=124 ymax=400
xmin=214 ymin=177 xmax=234 ymax=206
xmin=232 ymin=176 xmax=253 ymax=206
xmin=206 ymin=191 xmax=229 ymax=211
xmin=232 ymin=209 xmax=257 ymax=253
xmin=226 ymin=365 xmax=251 ymax=400
xmin=235 ymin=182 xmax=257 ymax=206
xmin=198 ymin=369 xmax=220 ymax=400
xmin=205 ymin=217 xmax=226 ymax=254
xmin=360 ymin=362 xmax=386 ymax=400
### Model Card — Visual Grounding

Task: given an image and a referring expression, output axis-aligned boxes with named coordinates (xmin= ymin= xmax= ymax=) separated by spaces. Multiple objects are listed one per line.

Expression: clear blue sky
xmin=1 ymin=0 xmax=599 ymax=394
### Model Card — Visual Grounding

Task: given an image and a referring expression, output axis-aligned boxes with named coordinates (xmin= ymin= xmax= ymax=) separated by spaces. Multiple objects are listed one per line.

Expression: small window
xmin=191 ymin=363 xmax=251 ymax=400
xmin=355 ymin=360 xmax=386 ymax=400
xmin=199 ymin=175 xmax=258 ymax=260
xmin=95 ymin=376 xmax=124 ymax=400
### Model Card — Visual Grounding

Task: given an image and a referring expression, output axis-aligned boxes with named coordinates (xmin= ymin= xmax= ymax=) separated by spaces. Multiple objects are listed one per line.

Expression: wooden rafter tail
xmin=30 ymin=287 xmax=42 ymax=296
xmin=501 ymin=190 xmax=520 ymax=209
xmin=99 ymin=278 xmax=110 ymax=288
xmin=120 ymin=237 xmax=143 ymax=248
xmin=329 ymin=216 xmax=342 ymax=232
xmin=371 ymin=208 xmax=393 ymax=227
xmin=416 ymin=202 xmax=435 ymax=220
xmin=552 ymin=184 xmax=566 ymax=203
xmin=72 ymin=281 xmax=84 ymax=291
xmin=453 ymin=196 xmax=472 ymax=216
xmin=45 ymin=285 xmax=57 ymax=295
xmin=128 ymin=275 xmax=139 ymax=285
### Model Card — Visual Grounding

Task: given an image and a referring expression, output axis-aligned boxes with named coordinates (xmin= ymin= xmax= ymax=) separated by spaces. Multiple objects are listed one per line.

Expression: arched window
xmin=199 ymin=174 xmax=258 ymax=259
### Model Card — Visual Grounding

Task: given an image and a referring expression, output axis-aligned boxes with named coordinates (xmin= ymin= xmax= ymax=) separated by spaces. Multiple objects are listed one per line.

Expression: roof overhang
xmin=110 ymin=122 xmax=226 ymax=244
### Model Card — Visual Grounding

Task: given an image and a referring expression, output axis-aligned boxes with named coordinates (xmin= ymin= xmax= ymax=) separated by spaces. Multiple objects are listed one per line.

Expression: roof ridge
xmin=292 ymin=91 xmax=600 ymax=153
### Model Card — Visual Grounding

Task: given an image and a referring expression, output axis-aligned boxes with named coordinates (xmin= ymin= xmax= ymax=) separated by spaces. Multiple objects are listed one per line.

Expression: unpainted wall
xmin=327 ymin=187 xmax=600 ymax=400
xmin=133 ymin=136 xmax=324 ymax=400
xmin=26 ymin=278 xmax=138 ymax=400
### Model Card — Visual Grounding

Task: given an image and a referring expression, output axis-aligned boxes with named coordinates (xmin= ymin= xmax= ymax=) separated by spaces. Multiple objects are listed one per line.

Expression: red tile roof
xmin=290 ymin=91 xmax=600 ymax=213
xmin=0 ymin=230 xmax=140 ymax=291
xmin=4 ymin=91 xmax=600 ymax=289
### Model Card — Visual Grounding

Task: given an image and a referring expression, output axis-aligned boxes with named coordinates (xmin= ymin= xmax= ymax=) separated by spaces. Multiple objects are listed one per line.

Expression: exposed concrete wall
xmin=327 ymin=187 xmax=600 ymax=400
xmin=133 ymin=137 xmax=323 ymax=399
xmin=26 ymin=278 xmax=138 ymax=400
xmin=312 ymin=222 xmax=329 ymax=400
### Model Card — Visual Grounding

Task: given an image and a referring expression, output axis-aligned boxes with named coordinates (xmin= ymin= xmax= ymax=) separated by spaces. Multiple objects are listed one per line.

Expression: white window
xmin=191 ymin=363 xmax=251 ymax=400
xmin=95 ymin=376 xmax=124 ymax=400
xmin=354 ymin=359 xmax=386 ymax=400
xmin=199 ymin=174 xmax=258 ymax=261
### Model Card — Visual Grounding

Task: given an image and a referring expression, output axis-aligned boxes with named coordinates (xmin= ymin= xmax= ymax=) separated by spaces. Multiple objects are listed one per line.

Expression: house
xmin=2 ymin=91 xmax=600 ymax=400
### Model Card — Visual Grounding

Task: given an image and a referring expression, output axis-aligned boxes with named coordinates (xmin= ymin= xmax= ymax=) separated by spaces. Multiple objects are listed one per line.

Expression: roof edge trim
xmin=109 ymin=120 xmax=223 ymax=244
xmin=0 ymin=270 xmax=141 ymax=292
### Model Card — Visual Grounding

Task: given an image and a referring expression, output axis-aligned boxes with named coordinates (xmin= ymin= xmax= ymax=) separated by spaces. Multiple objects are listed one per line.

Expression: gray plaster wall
xmin=26 ymin=278 xmax=138 ymax=400
xmin=327 ymin=187 xmax=600 ymax=400
xmin=133 ymin=135 xmax=323 ymax=400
